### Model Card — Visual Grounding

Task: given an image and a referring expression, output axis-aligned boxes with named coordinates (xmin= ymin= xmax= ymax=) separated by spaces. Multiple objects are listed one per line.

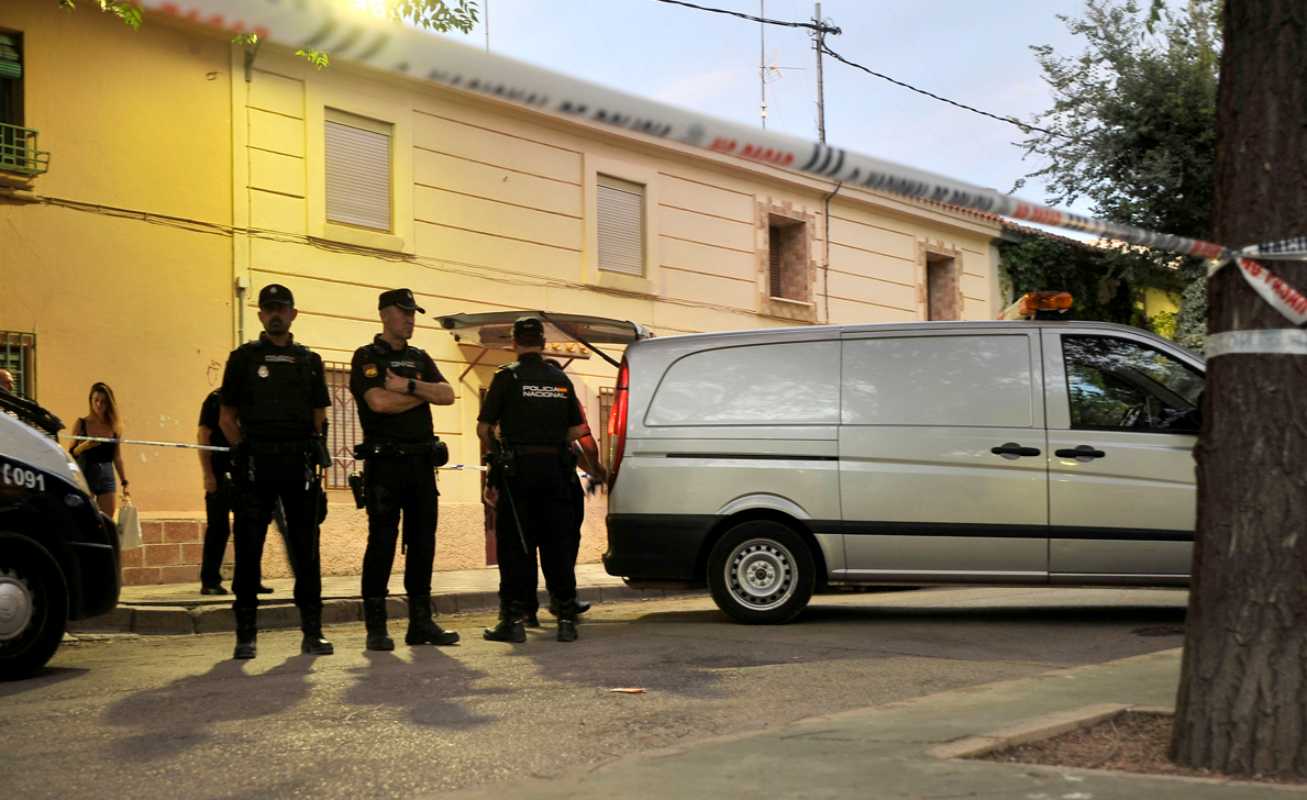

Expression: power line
xmin=819 ymin=43 xmax=1064 ymax=140
xmin=654 ymin=0 xmax=840 ymax=35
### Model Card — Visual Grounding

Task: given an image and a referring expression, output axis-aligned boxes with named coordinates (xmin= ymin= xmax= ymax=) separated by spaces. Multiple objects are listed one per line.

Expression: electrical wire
xmin=820 ymin=44 xmax=1065 ymax=140
xmin=653 ymin=0 xmax=840 ymax=35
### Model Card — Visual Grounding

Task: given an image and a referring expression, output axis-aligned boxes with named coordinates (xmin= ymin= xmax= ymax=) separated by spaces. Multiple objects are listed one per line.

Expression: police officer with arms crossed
xmin=351 ymin=288 xmax=460 ymax=651
xmin=478 ymin=317 xmax=591 ymax=643
xmin=219 ymin=284 xmax=334 ymax=660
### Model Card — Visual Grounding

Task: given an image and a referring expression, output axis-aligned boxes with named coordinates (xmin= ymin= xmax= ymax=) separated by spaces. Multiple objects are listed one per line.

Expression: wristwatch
xmin=407 ymin=378 xmax=416 ymax=395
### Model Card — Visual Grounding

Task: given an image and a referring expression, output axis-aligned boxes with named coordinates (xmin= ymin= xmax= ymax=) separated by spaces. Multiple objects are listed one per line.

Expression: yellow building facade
xmin=0 ymin=3 xmax=1003 ymax=583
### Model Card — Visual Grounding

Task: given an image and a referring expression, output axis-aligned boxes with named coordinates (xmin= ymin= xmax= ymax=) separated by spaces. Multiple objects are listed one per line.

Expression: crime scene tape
xmin=140 ymin=1 xmax=1306 ymax=329
xmin=62 ymin=435 xmax=487 ymax=471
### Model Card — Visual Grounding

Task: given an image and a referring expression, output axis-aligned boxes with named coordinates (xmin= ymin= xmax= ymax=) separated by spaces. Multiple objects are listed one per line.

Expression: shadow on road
xmin=0 ymin=666 xmax=90 ymax=695
xmin=102 ymin=655 xmax=315 ymax=761
xmin=339 ymin=646 xmax=504 ymax=731
xmin=630 ymin=604 xmax=1186 ymax=628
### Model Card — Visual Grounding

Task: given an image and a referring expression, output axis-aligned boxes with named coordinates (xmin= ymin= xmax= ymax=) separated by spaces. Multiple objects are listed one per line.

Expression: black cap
xmin=258 ymin=284 xmax=294 ymax=308
xmin=378 ymin=288 xmax=425 ymax=314
xmin=512 ymin=316 xmax=545 ymax=341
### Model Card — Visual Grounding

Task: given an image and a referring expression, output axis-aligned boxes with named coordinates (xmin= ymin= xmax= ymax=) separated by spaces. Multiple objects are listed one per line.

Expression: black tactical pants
xmin=200 ymin=477 xmax=233 ymax=588
xmin=525 ymin=472 xmax=585 ymax=613
xmin=361 ymin=454 xmax=438 ymax=599
xmin=232 ymin=454 xmax=322 ymax=612
xmin=495 ymin=455 xmax=577 ymax=611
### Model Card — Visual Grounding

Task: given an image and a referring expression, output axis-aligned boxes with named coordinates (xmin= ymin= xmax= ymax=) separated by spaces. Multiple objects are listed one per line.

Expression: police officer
xmin=351 ymin=288 xmax=459 ymax=651
xmin=218 ymin=284 xmax=334 ymax=660
xmin=477 ymin=317 xmax=590 ymax=643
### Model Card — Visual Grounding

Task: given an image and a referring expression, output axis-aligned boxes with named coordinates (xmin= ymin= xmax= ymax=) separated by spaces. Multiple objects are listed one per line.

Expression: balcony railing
xmin=0 ymin=123 xmax=50 ymax=176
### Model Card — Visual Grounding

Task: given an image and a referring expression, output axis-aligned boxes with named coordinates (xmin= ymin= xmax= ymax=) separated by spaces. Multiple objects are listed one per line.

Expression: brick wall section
xmin=120 ymin=519 xmax=233 ymax=586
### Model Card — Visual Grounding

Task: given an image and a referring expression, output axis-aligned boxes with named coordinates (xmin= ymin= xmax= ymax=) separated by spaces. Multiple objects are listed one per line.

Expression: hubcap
xmin=0 ymin=568 xmax=35 ymax=642
xmin=726 ymin=538 xmax=797 ymax=612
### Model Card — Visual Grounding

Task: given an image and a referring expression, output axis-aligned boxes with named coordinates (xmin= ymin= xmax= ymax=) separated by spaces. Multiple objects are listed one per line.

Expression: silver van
xmin=603 ymin=319 xmax=1203 ymax=623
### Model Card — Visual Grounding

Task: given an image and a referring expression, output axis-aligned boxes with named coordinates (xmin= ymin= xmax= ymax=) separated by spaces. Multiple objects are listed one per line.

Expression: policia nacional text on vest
xmin=349 ymin=288 xmax=459 ymax=651
xmin=218 ymin=283 xmax=333 ymax=660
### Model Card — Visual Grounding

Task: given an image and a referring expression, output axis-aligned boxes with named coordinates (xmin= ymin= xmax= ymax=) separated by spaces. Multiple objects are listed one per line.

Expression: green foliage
xmin=998 ymin=231 xmax=1183 ymax=330
xmin=1009 ymin=0 xmax=1219 ymax=347
xmin=295 ymin=48 xmax=330 ymax=70
xmin=58 ymin=0 xmax=142 ymax=30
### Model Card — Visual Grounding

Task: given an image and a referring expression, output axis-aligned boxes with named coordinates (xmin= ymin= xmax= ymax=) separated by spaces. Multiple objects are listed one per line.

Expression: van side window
xmin=842 ymin=335 xmax=1034 ymax=427
xmin=1062 ymin=336 xmax=1203 ymax=433
xmin=646 ymin=341 xmax=839 ymax=425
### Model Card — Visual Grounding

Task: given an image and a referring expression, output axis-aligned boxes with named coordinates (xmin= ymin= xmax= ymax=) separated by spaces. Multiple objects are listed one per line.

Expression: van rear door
xmin=837 ymin=330 xmax=1049 ymax=582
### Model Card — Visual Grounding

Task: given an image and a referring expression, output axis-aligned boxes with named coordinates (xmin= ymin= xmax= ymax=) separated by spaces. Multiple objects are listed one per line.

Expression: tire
xmin=0 ymin=534 xmax=69 ymax=681
xmin=707 ymin=520 xmax=815 ymax=624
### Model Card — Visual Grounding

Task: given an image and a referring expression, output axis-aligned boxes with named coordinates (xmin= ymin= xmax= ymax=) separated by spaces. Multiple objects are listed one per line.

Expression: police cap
xmin=378 ymin=288 xmax=426 ymax=314
xmin=512 ymin=316 xmax=545 ymax=341
xmin=258 ymin=284 xmax=294 ymax=308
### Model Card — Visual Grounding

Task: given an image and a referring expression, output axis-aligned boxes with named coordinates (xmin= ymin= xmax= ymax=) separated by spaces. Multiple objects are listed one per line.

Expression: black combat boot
xmin=483 ymin=601 xmax=526 ymax=643
xmin=233 ymin=608 xmax=257 ymax=660
xmin=556 ymin=598 xmax=579 ymax=643
xmin=549 ymin=595 xmax=591 ymax=617
xmin=405 ymin=595 xmax=460 ymax=646
xmin=299 ymin=606 xmax=335 ymax=655
xmin=363 ymin=597 xmax=394 ymax=652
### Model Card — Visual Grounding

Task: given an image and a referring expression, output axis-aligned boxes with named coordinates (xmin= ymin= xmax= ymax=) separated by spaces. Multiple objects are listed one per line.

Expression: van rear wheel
xmin=707 ymin=521 xmax=815 ymax=624
xmin=0 ymin=534 xmax=69 ymax=681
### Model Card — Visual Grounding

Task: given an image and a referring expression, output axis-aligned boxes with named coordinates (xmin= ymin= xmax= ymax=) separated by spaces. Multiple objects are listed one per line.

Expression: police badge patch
xmin=364 ymin=364 xmax=379 ymax=378
xmin=257 ymin=365 xmax=270 ymax=378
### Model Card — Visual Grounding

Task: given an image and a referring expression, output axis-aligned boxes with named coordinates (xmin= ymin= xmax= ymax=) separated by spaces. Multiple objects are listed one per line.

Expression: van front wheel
xmin=707 ymin=521 xmax=815 ymax=624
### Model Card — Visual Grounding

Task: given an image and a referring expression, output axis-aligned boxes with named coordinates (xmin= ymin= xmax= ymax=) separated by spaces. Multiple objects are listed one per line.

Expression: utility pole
xmin=759 ymin=0 xmax=767 ymax=128
xmin=484 ymin=0 xmax=490 ymax=52
xmin=813 ymin=1 xmax=826 ymax=143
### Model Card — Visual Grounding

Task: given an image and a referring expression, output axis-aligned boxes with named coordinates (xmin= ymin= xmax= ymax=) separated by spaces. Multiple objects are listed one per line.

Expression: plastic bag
xmin=117 ymin=499 xmax=143 ymax=551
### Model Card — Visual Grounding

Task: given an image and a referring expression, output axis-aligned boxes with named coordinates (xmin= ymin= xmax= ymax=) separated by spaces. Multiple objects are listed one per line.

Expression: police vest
xmin=235 ymin=339 xmax=318 ymax=441
xmin=496 ymin=357 xmax=574 ymax=447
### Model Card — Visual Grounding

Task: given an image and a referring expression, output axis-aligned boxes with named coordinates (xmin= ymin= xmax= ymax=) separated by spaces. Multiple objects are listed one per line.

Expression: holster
xmin=348 ymin=472 xmax=366 ymax=509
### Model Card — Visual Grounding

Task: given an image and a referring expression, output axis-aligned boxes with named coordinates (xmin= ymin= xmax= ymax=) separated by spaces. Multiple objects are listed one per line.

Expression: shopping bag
xmin=117 ymin=500 xmax=143 ymax=551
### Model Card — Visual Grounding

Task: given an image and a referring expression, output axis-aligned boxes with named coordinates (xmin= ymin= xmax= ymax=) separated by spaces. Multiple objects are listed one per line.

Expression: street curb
xmin=69 ymin=587 xmax=705 ymax=636
xmin=928 ymin=703 xmax=1130 ymax=760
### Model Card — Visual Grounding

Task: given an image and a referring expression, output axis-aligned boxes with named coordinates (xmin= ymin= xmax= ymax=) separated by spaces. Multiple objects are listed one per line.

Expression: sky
xmin=428 ymin=0 xmax=1101 ymax=217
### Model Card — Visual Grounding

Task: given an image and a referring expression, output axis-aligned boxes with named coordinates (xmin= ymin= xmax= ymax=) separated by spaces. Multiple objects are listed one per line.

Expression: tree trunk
xmin=1170 ymin=0 xmax=1307 ymax=778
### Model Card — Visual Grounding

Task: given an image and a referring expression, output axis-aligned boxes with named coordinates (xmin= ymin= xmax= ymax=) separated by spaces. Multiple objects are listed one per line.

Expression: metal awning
xmin=437 ymin=311 xmax=651 ymax=371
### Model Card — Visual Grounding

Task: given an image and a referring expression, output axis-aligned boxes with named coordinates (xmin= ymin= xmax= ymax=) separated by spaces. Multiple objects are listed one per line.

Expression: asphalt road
xmin=0 ymin=587 xmax=1188 ymax=799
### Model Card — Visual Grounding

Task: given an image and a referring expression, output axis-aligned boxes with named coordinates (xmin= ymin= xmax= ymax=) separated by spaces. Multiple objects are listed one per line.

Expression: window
xmin=597 ymin=174 xmax=644 ymax=275
xmin=926 ymin=252 xmax=960 ymax=320
xmin=842 ymin=335 xmax=1034 ymax=427
xmin=646 ymin=341 xmax=840 ymax=426
xmin=0 ymin=32 xmax=21 ymax=127
xmin=1062 ymin=336 xmax=1203 ymax=433
xmin=323 ymin=364 xmax=361 ymax=488
xmin=325 ymin=110 xmax=392 ymax=232
xmin=768 ymin=217 xmax=809 ymax=302
xmin=1 ymin=331 xmax=34 ymax=399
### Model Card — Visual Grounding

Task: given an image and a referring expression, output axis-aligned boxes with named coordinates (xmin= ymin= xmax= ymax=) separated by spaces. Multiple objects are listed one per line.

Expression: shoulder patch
xmin=363 ymin=364 xmax=379 ymax=378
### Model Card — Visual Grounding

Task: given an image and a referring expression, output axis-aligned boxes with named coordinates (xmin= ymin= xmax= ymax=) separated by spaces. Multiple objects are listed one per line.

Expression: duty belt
xmin=247 ymin=440 xmax=311 ymax=455
xmin=354 ymin=440 xmax=436 ymax=459
xmin=511 ymin=444 xmax=566 ymax=455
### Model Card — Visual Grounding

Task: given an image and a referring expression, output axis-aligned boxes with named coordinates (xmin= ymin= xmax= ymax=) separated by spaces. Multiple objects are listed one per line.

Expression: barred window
xmin=323 ymin=364 xmax=361 ymax=489
xmin=1 ymin=331 xmax=35 ymax=399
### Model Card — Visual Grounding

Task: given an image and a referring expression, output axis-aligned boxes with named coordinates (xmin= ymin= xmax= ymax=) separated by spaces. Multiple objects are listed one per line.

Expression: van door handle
xmin=991 ymin=443 xmax=1042 ymax=459
xmin=1055 ymin=445 xmax=1107 ymax=460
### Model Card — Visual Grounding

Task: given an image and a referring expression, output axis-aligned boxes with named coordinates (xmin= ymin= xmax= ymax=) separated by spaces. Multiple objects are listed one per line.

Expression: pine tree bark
xmin=1170 ymin=0 xmax=1307 ymax=778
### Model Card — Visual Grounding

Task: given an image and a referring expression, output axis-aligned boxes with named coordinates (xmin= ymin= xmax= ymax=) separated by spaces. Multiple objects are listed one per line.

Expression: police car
xmin=0 ymin=392 xmax=120 ymax=679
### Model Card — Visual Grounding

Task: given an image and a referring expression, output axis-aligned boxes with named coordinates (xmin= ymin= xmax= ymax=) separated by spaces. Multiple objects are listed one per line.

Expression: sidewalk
xmin=72 ymin=563 xmax=697 ymax=636
xmin=444 ymin=647 xmax=1299 ymax=800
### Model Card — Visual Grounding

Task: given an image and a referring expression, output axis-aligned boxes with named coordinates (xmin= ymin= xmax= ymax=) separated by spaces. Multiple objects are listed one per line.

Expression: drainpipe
xmin=822 ymin=180 xmax=842 ymax=324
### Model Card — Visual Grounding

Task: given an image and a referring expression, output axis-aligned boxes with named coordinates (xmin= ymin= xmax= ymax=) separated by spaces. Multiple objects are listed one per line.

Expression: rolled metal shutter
xmin=0 ymin=35 xmax=21 ymax=80
xmin=597 ymin=174 xmax=644 ymax=275
xmin=325 ymin=118 xmax=391 ymax=231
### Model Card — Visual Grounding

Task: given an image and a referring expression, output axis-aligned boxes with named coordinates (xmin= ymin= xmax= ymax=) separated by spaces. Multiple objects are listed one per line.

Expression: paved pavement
xmin=3 ymin=587 xmax=1255 ymax=800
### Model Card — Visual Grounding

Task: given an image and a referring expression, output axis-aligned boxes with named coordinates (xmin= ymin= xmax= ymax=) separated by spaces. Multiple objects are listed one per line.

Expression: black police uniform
xmin=220 ymin=288 xmax=332 ymax=658
xmin=198 ymin=389 xmax=232 ymax=591
xmin=479 ymin=339 xmax=583 ymax=641
xmin=349 ymin=297 xmax=459 ymax=648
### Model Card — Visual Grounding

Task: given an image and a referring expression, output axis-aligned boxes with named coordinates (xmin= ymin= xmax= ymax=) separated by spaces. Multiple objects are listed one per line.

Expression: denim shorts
xmin=81 ymin=461 xmax=116 ymax=495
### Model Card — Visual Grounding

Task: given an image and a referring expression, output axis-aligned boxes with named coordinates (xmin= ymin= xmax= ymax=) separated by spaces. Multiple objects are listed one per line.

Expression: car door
xmin=1042 ymin=329 xmax=1202 ymax=583
xmin=837 ymin=330 xmax=1049 ymax=582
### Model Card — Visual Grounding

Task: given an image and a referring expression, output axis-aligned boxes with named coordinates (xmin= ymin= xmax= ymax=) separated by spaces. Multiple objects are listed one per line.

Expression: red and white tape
xmin=140 ymin=0 xmax=1305 ymax=329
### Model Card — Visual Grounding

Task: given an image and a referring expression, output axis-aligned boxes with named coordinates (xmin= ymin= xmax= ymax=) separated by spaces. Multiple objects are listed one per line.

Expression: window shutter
xmin=325 ymin=118 xmax=391 ymax=231
xmin=597 ymin=174 xmax=644 ymax=276
xmin=0 ymin=35 xmax=21 ymax=80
